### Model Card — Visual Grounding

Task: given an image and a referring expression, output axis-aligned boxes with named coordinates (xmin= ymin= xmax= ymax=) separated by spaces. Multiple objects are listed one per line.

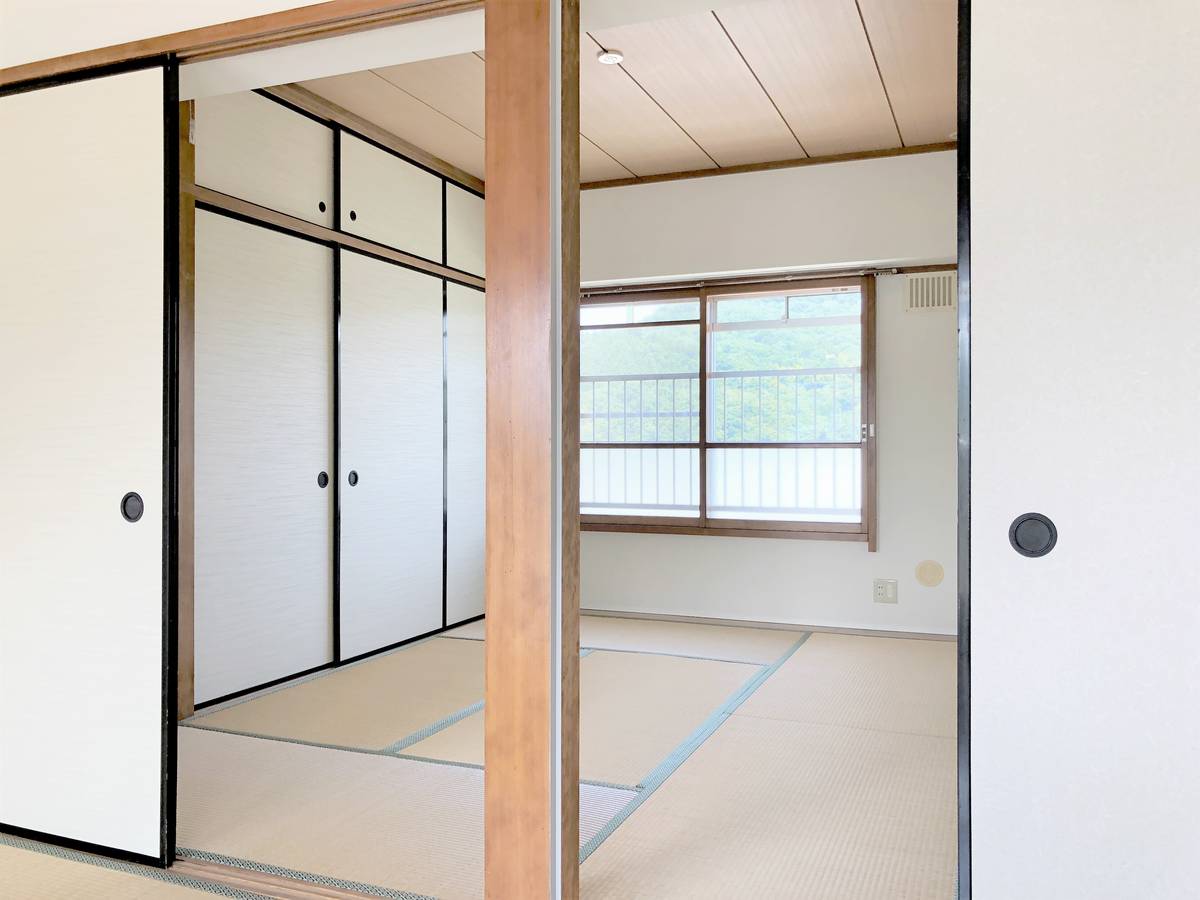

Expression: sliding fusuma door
xmin=0 ymin=61 xmax=178 ymax=864
xmin=338 ymin=250 xmax=444 ymax=659
xmin=193 ymin=210 xmax=335 ymax=704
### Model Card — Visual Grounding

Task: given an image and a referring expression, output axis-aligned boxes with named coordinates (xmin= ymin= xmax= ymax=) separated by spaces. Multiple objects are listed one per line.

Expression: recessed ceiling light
xmin=596 ymin=48 xmax=624 ymax=65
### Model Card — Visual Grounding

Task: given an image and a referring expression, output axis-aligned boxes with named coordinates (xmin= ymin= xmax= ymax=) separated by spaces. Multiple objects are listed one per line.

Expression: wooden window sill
xmin=580 ymin=521 xmax=869 ymax=542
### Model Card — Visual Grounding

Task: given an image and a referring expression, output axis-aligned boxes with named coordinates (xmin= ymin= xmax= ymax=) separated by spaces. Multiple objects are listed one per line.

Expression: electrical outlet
xmin=873 ymin=578 xmax=899 ymax=604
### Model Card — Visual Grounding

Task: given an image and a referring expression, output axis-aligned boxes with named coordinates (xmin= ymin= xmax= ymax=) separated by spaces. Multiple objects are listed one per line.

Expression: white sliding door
xmin=339 ymin=250 xmax=444 ymax=659
xmin=194 ymin=211 xmax=334 ymax=703
xmin=340 ymin=133 xmax=442 ymax=261
xmin=446 ymin=184 xmax=485 ymax=277
xmin=0 ymin=65 xmax=171 ymax=861
xmin=446 ymin=283 xmax=486 ymax=624
xmin=971 ymin=3 xmax=1200 ymax=896
xmin=194 ymin=91 xmax=334 ymax=228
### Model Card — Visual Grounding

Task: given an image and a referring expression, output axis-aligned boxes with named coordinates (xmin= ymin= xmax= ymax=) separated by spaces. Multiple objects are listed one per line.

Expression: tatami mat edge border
xmin=177 ymin=848 xmax=433 ymax=899
xmin=578 ymin=632 xmax=813 ymax=862
xmin=0 ymin=833 xmax=269 ymax=899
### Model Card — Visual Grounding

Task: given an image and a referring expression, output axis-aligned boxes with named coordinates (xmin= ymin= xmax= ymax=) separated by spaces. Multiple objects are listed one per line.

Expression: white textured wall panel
xmin=340 ymin=132 xmax=442 ymax=262
xmin=446 ymin=283 xmax=486 ymax=624
xmin=195 ymin=91 xmax=334 ymax=227
xmin=0 ymin=68 xmax=166 ymax=858
xmin=339 ymin=251 xmax=444 ymax=658
xmin=581 ymin=151 xmax=956 ymax=283
xmin=446 ymin=183 xmax=485 ymax=276
xmin=194 ymin=211 xmax=334 ymax=703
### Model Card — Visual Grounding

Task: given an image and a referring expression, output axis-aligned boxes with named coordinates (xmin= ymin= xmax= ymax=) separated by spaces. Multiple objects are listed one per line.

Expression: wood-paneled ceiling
xmin=299 ymin=0 xmax=955 ymax=186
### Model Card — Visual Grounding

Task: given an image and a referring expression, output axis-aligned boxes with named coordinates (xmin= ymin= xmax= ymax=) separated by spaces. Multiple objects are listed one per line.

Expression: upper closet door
xmin=446 ymin=283 xmax=486 ymax=624
xmin=340 ymin=132 xmax=443 ymax=262
xmin=339 ymin=250 xmax=444 ymax=659
xmin=0 ymin=64 xmax=172 ymax=864
xmin=194 ymin=91 xmax=333 ymax=227
xmin=446 ymin=183 xmax=485 ymax=276
xmin=194 ymin=211 xmax=334 ymax=704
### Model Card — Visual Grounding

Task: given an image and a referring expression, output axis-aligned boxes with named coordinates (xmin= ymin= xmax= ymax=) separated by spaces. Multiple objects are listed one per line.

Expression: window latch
xmin=862 ymin=423 xmax=875 ymax=441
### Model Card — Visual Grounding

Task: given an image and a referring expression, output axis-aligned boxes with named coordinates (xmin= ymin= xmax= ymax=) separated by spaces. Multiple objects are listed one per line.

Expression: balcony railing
xmin=579 ymin=367 xmax=860 ymax=444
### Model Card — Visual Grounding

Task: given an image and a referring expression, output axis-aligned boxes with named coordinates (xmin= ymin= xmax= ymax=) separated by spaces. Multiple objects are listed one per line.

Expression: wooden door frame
xmin=2 ymin=1 xmax=972 ymax=897
xmin=0 ymin=0 xmax=481 ymax=89
xmin=2 ymin=1 xmax=582 ymax=893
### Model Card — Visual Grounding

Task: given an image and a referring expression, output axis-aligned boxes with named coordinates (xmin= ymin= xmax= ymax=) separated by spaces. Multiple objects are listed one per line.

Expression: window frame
xmin=579 ymin=275 xmax=877 ymax=549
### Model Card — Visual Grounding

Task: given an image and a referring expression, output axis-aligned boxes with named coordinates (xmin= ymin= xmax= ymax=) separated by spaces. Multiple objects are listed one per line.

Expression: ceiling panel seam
xmin=710 ymin=10 xmax=809 ymax=158
xmin=581 ymin=133 xmax=637 ymax=178
xmin=370 ymin=68 xmax=484 ymax=139
xmin=583 ymin=30 xmax=721 ymax=170
xmin=852 ymin=0 xmax=905 ymax=146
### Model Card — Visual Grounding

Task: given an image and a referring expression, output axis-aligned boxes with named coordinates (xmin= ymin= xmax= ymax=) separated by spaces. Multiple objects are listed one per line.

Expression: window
xmin=580 ymin=277 xmax=876 ymax=546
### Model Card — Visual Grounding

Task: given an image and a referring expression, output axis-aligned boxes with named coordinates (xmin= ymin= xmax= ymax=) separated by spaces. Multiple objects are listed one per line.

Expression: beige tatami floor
xmin=0 ymin=616 xmax=956 ymax=899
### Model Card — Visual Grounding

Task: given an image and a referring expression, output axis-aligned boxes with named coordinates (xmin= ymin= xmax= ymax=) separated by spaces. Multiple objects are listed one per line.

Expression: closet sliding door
xmin=446 ymin=283 xmax=486 ymax=624
xmin=339 ymin=251 xmax=444 ymax=659
xmin=194 ymin=211 xmax=334 ymax=704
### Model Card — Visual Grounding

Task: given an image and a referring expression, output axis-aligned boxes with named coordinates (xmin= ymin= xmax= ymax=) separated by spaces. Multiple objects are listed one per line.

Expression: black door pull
xmin=1009 ymin=512 xmax=1056 ymax=557
xmin=121 ymin=492 xmax=144 ymax=522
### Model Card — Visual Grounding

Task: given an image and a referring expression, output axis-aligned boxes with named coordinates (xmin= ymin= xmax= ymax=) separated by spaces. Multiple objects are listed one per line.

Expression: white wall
xmin=582 ymin=151 xmax=957 ymax=284
xmin=0 ymin=0 xmax=304 ymax=68
xmin=580 ymin=152 xmax=958 ymax=634
xmin=971 ymin=2 xmax=1200 ymax=896
xmin=581 ymin=273 xmax=957 ymax=635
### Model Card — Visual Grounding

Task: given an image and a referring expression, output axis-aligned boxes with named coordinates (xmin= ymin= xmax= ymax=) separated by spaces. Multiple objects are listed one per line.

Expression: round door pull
xmin=317 ymin=471 xmax=329 ymax=488
xmin=121 ymin=492 xmax=144 ymax=523
xmin=318 ymin=201 xmax=327 ymax=213
xmin=1009 ymin=512 xmax=1057 ymax=558
xmin=348 ymin=470 xmax=359 ymax=486
xmin=349 ymin=210 xmax=358 ymax=221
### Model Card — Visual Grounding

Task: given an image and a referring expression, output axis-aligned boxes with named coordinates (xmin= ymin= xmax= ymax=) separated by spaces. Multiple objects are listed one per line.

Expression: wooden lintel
xmin=580 ymin=141 xmax=957 ymax=191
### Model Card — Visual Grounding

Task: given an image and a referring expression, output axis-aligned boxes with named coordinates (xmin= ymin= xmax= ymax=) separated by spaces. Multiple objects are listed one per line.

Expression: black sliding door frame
xmin=956 ymin=0 xmax=972 ymax=896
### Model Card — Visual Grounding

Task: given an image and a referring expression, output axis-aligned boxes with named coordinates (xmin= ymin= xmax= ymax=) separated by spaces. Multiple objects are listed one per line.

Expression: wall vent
xmin=905 ymin=271 xmax=957 ymax=311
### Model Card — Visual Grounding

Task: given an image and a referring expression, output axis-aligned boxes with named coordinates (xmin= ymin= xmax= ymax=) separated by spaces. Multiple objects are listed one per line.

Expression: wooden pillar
xmin=483 ymin=0 xmax=580 ymax=898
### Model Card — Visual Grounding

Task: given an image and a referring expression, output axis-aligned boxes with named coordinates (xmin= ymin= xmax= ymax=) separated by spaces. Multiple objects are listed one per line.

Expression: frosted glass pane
xmin=706 ymin=448 xmax=861 ymax=523
xmin=581 ymin=448 xmax=700 ymax=517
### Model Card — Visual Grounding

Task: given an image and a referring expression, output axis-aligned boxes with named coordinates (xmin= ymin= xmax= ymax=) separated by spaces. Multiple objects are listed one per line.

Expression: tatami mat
xmin=0 ymin=841 xmax=214 ymax=899
xmin=444 ymin=614 xmax=797 ymax=664
xmin=178 ymin=726 xmax=634 ymax=900
xmin=189 ymin=637 xmax=483 ymax=750
xmin=580 ymin=715 xmax=957 ymax=899
xmin=736 ymin=633 xmax=956 ymax=737
xmin=406 ymin=650 xmax=762 ymax=786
